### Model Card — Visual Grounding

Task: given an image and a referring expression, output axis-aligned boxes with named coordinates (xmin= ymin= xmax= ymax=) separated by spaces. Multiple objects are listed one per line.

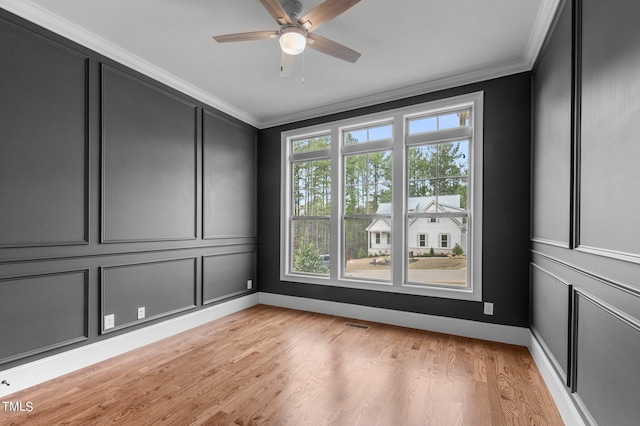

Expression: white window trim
xmin=280 ymin=92 xmax=483 ymax=301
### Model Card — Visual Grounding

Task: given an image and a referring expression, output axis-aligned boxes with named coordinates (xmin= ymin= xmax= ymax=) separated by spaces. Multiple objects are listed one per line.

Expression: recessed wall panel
xmin=101 ymin=258 xmax=197 ymax=331
xmin=203 ymin=111 xmax=256 ymax=239
xmin=102 ymin=66 xmax=197 ymax=242
xmin=530 ymin=264 xmax=569 ymax=379
xmin=0 ymin=19 xmax=88 ymax=247
xmin=574 ymin=292 xmax=640 ymax=425
xmin=579 ymin=0 xmax=640 ymax=257
xmin=203 ymin=252 xmax=256 ymax=304
xmin=531 ymin=2 xmax=571 ymax=246
xmin=0 ymin=271 xmax=88 ymax=363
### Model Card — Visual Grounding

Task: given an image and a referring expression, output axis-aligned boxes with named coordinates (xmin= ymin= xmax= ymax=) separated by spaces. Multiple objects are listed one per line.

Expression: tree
xmin=409 ymin=141 xmax=468 ymax=209
xmin=293 ymin=243 xmax=329 ymax=274
xmin=452 ymin=243 xmax=464 ymax=256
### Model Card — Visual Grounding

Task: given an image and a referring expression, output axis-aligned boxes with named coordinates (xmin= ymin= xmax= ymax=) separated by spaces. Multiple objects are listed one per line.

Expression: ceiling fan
xmin=213 ymin=0 xmax=361 ymax=77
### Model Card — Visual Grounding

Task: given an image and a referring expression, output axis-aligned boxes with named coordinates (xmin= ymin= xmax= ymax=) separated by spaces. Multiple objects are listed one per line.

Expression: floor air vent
xmin=345 ymin=323 xmax=370 ymax=330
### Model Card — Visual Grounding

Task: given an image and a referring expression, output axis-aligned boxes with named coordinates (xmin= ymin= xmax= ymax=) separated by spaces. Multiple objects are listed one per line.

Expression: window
xmin=288 ymin=134 xmax=331 ymax=276
xmin=282 ymin=92 xmax=483 ymax=300
xmin=439 ymin=234 xmax=450 ymax=248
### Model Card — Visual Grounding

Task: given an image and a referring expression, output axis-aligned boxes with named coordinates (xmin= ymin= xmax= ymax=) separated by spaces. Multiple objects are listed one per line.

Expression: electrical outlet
xmin=247 ymin=279 xmax=253 ymax=289
xmin=137 ymin=307 xmax=145 ymax=320
xmin=104 ymin=314 xmax=115 ymax=330
xmin=483 ymin=302 xmax=494 ymax=316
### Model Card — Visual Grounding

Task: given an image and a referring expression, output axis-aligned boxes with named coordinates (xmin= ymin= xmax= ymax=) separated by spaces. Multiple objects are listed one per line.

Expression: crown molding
xmin=0 ymin=0 xmax=262 ymax=128
xmin=524 ymin=0 xmax=563 ymax=66
xmin=260 ymin=57 xmax=532 ymax=128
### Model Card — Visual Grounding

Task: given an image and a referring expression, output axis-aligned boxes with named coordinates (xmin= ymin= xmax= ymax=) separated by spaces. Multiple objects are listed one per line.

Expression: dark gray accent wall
xmin=203 ymin=252 xmax=257 ymax=304
xmin=203 ymin=111 xmax=257 ymax=239
xmin=101 ymin=66 xmax=197 ymax=243
xmin=578 ymin=0 xmax=640 ymax=255
xmin=0 ymin=271 xmax=88 ymax=363
xmin=257 ymin=73 xmax=532 ymax=327
xmin=0 ymin=19 xmax=89 ymax=247
xmin=101 ymin=258 xmax=197 ymax=331
xmin=531 ymin=0 xmax=640 ymax=424
xmin=0 ymin=9 xmax=257 ymax=370
xmin=531 ymin=0 xmax=572 ymax=247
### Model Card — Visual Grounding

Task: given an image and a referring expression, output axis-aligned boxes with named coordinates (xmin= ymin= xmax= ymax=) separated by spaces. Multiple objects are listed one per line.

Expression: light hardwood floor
xmin=2 ymin=305 xmax=564 ymax=425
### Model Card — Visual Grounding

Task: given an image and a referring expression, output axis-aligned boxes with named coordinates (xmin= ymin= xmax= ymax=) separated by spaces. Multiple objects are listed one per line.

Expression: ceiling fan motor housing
xmin=282 ymin=0 xmax=304 ymax=21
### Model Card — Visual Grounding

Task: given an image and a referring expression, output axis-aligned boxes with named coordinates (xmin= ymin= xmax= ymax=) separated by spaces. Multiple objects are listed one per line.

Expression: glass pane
xmin=408 ymin=142 xmax=468 ymax=208
xmin=345 ymin=124 xmax=392 ymax=144
xmin=406 ymin=215 xmax=467 ymax=286
xmin=344 ymin=151 xmax=392 ymax=215
xmin=292 ymin=135 xmax=331 ymax=153
xmin=408 ymin=109 xmax=470 ymax=135
xmin=438 ymin=141 xmax=468 ymax=178
xmin=439 ymin=178 xmax=468 ymax=210
xmin=292 ymin=159 xmax=331 ymax=216
xmin=408 ymin=116 xmax=437 ymax=134
xmin=344 ymin=218 xmax=391 ymax=282
xmin=408 ymin=145 xmax=436 ymax=197
xmin=292 ymin=219 xmax=331 ymax=275
xmin=438 ymin=113 xmax=462 ymax=130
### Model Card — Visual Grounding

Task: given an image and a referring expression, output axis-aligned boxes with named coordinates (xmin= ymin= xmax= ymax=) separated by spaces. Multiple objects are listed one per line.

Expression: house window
xmin=281 ymin=92 xmax=483 ymax=300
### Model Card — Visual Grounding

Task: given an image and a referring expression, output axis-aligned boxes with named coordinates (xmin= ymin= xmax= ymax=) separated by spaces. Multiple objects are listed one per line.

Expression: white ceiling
xmin=1 ymin=0 xmax=559 ymax=128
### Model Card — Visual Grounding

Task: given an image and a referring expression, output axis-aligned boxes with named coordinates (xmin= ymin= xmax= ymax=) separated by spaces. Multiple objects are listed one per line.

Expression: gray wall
xmin=531 ymin=0 xmax=640 ymax=424
xmin=257 ymin=73 xmax=533 ymax=327
xmin=0 ymin=10 xmax=257 ymax=369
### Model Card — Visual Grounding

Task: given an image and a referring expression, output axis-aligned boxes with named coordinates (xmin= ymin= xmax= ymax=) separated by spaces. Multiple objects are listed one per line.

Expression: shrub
xmin=452 ymin=243 xmax=464 ymax=256
xmin=429 ymin=247 xmax=435 ymax=257
xmin=292 ymin=243 xmax=329 ymax=274
xmin=357 ymin=247 xmax=367 ymax=259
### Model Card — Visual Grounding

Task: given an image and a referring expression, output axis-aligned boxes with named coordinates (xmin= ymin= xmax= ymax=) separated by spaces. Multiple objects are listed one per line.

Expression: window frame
xmin=281 ymin=92 xmax=483 ymax=301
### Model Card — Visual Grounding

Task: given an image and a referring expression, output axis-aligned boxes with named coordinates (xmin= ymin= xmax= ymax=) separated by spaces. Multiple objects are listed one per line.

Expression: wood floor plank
xmin=2 ymin=305 xmax=564 ymax=425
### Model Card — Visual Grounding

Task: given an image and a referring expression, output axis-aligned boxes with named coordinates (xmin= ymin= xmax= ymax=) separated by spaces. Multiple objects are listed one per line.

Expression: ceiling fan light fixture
xmin=279 ymin=26 xmax=307 ymax=55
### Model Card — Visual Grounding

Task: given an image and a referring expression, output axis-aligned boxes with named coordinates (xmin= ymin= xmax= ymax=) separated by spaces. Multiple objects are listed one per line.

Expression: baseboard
xmin=529 ymin=334 xmax=586 ymax=426
xmin=0 ymin=293 xmax=259 ymax=397
xmin=258 ymin=292 xmax=530 ymax=346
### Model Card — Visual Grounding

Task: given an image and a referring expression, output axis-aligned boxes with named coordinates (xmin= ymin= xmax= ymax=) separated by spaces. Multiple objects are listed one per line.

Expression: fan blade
xmin=307 ymin=33 xmax=360 ymax=63
xmin=298 ymin=0 xmax=361 ymax=32
xmin=213 ymin=31 xmax=278 ymax=43
xmin=280 ymin=51 xmax=296 ymax=77
xmin=258 ymin=0 xmax=292 ymax=25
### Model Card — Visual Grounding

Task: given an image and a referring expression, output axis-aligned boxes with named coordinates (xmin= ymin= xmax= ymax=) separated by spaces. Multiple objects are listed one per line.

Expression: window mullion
xmin=391 ymin=113 xmax=405 ymax=287
xmin=330 ymin=126 xmax=341 ymax=281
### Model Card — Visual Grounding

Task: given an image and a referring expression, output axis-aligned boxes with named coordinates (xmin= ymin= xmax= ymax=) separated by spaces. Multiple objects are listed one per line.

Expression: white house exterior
xmin=366 ymin=195 xmax=466 ymax=256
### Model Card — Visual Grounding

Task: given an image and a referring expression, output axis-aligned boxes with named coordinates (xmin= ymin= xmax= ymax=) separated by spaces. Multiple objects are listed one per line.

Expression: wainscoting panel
xmin=531 ymin=0 xmax=572 ymax=248
xmin=578 ymin=0 xmax=640 ymax=259
xmin=101 ymin=65 xmax=197 ymax=243
xmin=0 ymin=17 xmax=89 ymax=248
xmin=530 ymin=263 xmax=570 ymax=382
xmin=202 ymin=110 xmax=257 ymax=239
xmin=101 ymin=258 xmax=197 ymax=332
xmin=573 ymin=290 xmax=640 ymax=426
xmin=202 ymin=251 xmax=256 ymax=304
xmin=0 ymin=270 xmax=88 ymax=364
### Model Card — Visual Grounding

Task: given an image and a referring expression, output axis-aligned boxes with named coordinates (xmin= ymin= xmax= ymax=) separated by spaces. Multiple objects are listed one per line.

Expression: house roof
xmin=365 ymin=195 xmax=464 ymax=232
